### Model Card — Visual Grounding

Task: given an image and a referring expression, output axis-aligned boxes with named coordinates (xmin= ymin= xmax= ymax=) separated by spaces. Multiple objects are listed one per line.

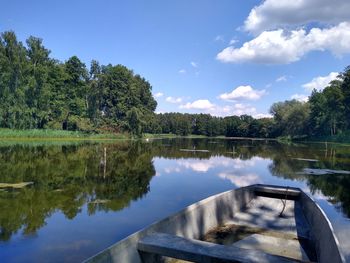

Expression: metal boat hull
xmin=85 ymin=184 xmax=344 ymax=263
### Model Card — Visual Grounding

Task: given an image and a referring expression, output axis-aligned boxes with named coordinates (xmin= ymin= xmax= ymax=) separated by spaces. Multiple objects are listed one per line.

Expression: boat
xmin=85 ymin=184 xmax=345 ymax=263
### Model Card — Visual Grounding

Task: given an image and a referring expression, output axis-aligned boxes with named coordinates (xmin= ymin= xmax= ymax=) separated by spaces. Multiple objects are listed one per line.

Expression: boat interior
xmin=137 ymin=185 xmax=341 ymax=263
xmin=87 ymin=184 xmax=344 ymax=263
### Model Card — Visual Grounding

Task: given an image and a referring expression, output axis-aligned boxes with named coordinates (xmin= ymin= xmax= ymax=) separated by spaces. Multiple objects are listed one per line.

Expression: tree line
xmin=1 ymin=31 xmax=350 ymax=139
xmin=0 ymin=31 xmax=156 ymax=135
xmin=145 ymin=113 xmax=276 ymax=138
xmin=147 ymin=66 xmax=350 ymax=139
xmin=270 ymin=66 xmax=350 ymax=139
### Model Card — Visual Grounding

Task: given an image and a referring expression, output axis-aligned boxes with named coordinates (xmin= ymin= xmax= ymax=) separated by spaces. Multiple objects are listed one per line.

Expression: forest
xmin=1 ymin=31 xmax=350 ymax=140
xmin=0 ymin=31 xmax=157 ymax=136
xmin=147 ymin=65 xmax=350 ymax=140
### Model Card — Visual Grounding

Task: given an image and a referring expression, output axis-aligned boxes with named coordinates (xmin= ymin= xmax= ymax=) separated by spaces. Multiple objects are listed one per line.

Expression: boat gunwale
xmin=299 ymin=190 xmax=346 ymax=263
xmin=84 ymin=184 xmax=345 ymax=263
xmin=84 ymin=185 xmax=254 ymax=262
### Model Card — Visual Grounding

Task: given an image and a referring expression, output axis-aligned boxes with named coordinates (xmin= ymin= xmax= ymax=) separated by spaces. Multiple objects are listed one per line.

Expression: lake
xmin=0 ymin=138 xmax=350 ymax=262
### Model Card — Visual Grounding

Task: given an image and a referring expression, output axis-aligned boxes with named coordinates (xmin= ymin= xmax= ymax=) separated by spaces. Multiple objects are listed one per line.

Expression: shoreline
xmin=1 ymin=129 xmax=349 ymax=145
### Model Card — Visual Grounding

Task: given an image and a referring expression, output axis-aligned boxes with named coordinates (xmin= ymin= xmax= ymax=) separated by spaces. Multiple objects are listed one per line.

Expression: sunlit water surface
xmin=0 ymin=138 xmax=349 ymax=262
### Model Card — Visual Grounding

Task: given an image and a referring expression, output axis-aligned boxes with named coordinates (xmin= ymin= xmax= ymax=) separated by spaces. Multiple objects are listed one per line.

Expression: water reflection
xmin=265 ymin=142 xmax=350 ymax=217
xmin=217 ymin=172 xmax=261 ymax=187
xmin=173 ymin=156 xmax=262 ymax=186
xmin=0 ymin=141 xmax=155 ymax=241
xmin=0 ymin=138 xmax=350 ymax=261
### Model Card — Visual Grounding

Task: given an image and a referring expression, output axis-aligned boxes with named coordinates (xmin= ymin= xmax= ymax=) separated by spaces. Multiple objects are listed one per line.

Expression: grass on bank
xmin=6 ymin=129 xmax=350 ymax=144
xmin=0 ymin=129 xmax=208 ymax=141
xmin=0 ymin=129 xmax=273 ymax=141
xmin=0 ymin=128 xmax=129 ymax=140
xmin=0 ymin=129 xmax=235 ymax=142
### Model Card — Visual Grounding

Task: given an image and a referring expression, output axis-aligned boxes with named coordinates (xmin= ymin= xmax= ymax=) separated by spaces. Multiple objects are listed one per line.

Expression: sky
xmin=1 ymin=0 xmax=350 ymax=118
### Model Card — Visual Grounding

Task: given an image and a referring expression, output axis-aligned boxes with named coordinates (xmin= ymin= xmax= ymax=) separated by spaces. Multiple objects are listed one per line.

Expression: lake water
xmin=0 ymin=138 xmax=350 ymax=262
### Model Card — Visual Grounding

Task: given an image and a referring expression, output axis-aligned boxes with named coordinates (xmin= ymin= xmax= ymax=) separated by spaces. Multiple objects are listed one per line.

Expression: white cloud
xmin=154 ymin=92 xmax=164 ymax=98
xmin=254 ymin=113 xmax=273 ymax=119
xmin=177 ymin=157 xmax=261 ymax=173
xmin=214 ymin=35 xmax=225 ymax=42
xmin=276 ymin=75 xmax=287 ymax=82
xmin=218 ymin=172 xmax=261 ymax=187
xmin=231 ymin=159 xmax=257 ymax=170
xmin=179 ymin=69 xmax=186 ymax=74
xmin=202 ymin=105 xmax=239 ymax=117
xmin=229 ymin=39 xmax=238 ymax=45
xmin=180 ymin=99 xmax=215 ymax=110
xmin=164 ymin=167 xmax=181 ymax=174
xmin=208 ymin=103 xmax=271 ymax=118
xmin=177 ymin=98 xmax=269 ymax=118
xmin=217 ymin=22 xmax=350 ymax=64
xmin=212 ymin=105 xmax=236 ymax=116
xmin=244 ymin=0 xmax=350 ymax=34
xmin=166 ymin=96 xmax=183 ymax=104
xmin=191 ymin=61 xmax=198 ymax=68
xmin=219 ymin=85 xmax=266 ymax=101
xmin=178 ymin=160 xmax=215 ymax=173
xmin=291 ymin=94 xmax=309 ymax=102
xmin=230 ymin=104 xmax=260 ymax=117
xmin=302 ymin=72 xmax=339 ymax=91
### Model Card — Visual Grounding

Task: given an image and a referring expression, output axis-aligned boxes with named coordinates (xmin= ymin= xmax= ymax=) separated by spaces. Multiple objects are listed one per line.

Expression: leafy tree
xmin=25 ymin=36 xmax=51 ymax=128
xmin=0 ymin=31 xmax=28 ymax=128
xmin=309 ymin=90 xmax=328 ymax=136
xmin=309 ymin=71 xmax=347 ymax=137
xmin=0 ymin=31 xmax=157 ymax=134
xmin=270 ymin=100 xmax=310 ymax=137
xmin=3 ymin=30 xmax=350 ymax=140
xmin=127 ymin=107 xmax=142 ymax=137
xmin=224 ymin=116 xmax=242 ymax=137
xmin=323 ymin=83 xmax=345 ymax=135
xmin=340 ymin=66 xmax=350 ymax=129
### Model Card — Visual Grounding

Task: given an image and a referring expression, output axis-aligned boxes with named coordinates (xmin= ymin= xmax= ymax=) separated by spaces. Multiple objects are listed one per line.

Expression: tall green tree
xmin=270 ymin=100 xmax=310 ymax=137
xmin=309 ymin=90 xmax=328 ymax=136
xmin=25 ymin=36 xmax=52 ymax=128
xmin=0 ymin=31 xmax=28 ymax=128
xmin=87 ymin=60 xmax=102 ymax=125
xmin=127 ymin=107 xmax=142 ymax=137
xmin=323 ymin=82 xmax=345 ymax=135
xmin=340 ymin=66 xmax=350 ymax=129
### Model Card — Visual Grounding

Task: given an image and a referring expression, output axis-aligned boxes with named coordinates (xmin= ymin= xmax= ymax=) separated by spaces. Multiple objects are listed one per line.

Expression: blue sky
xmin=2 ymin=0 xmax=350 ymax=117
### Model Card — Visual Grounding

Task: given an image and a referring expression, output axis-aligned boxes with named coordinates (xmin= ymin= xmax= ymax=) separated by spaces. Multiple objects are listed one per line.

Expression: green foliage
xmin=270 ymin=100 xmax=310 ymax=137
xmin=0 ymin=141 xmax=155 ymax=240
xmin=150 ymin=113 xmax=274 ymax=138
xmin=268 ymin=65 xmax=350 ymax=140
xmin=127 ymin=107 xmax=142 ymax=137
xmin=2 ymin=30 xmax=350 ymax=140
xmin=307 ymin=68 xmax=350 ymax=138
xmin=0 ymin=31 xmax=156 ymax=135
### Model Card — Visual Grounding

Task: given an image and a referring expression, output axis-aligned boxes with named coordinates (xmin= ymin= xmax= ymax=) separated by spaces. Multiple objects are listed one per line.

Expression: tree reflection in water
xmin=0 ymin=138 xmax=350 ymax=242
xmin=0 ymin=141 xmax=155 ymax=241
